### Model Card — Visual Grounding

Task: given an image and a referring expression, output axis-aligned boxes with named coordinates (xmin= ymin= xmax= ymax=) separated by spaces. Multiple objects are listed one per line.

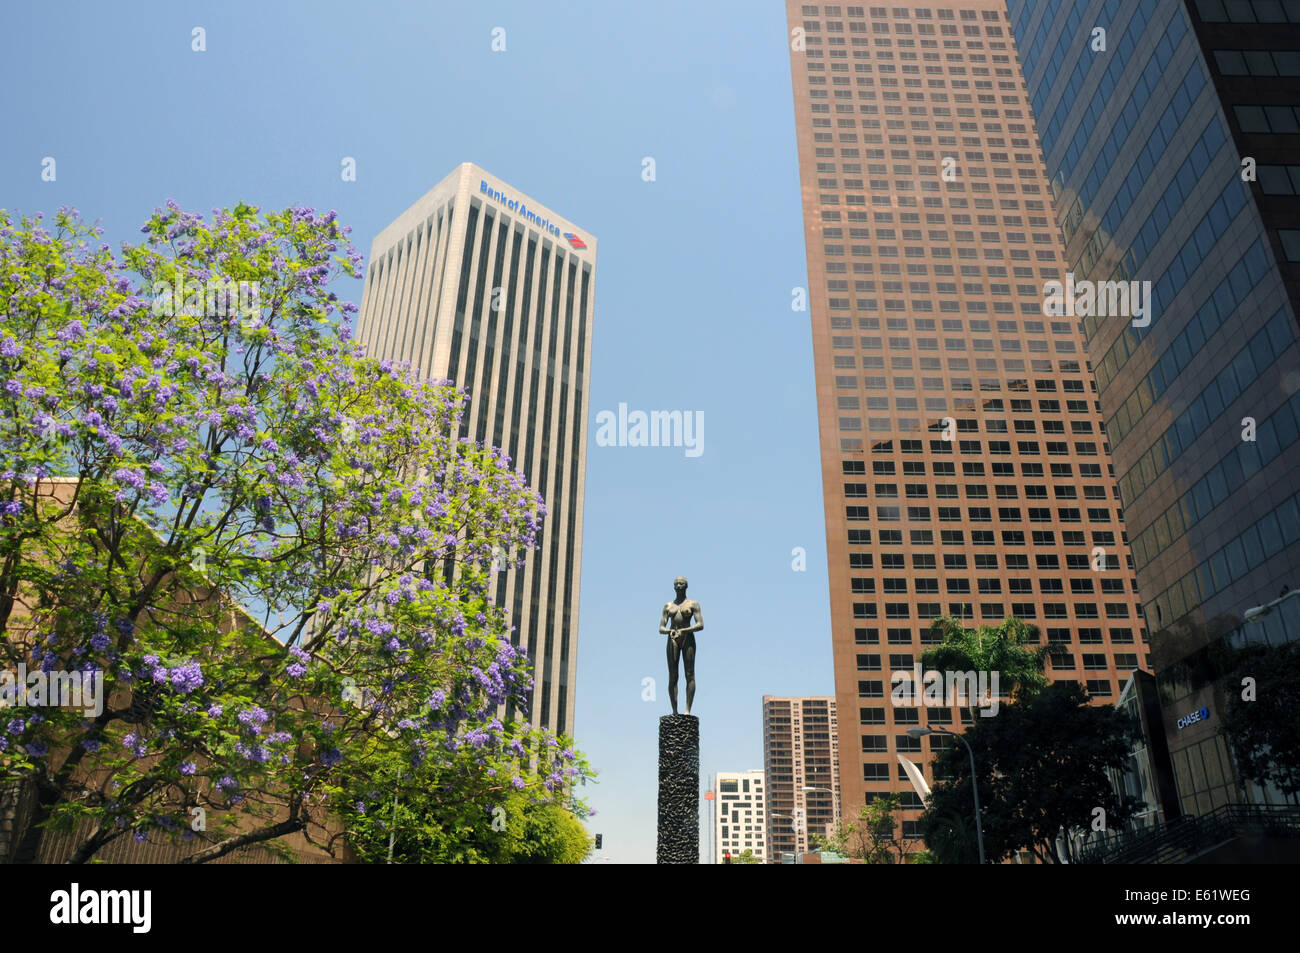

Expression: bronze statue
xmin=659 ymin=576 xmax=704 ymax=715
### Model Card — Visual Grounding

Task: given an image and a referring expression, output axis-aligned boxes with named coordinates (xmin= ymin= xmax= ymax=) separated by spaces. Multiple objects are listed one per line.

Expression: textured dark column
xmin=657 ymin=714 xmax=699 ymax=864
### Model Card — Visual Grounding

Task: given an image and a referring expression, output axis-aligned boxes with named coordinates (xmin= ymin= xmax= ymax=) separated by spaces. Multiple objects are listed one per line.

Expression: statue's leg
xmin=683 ymin=637 xmax=696 ymax=715
xmin=666 ymin=636 xmax=680 ymax=714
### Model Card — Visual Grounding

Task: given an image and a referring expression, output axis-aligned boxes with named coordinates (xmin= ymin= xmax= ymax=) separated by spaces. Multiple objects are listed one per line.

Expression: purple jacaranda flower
xmin=168 ymin=661 xmax=204 ymax=694
xmin=113 ymin=467 xmax=145 ymax=493
xmin=237 ymin=706 xmax=269 ymax=730
xmin=180 ymin=761 xmax=197 ymax=776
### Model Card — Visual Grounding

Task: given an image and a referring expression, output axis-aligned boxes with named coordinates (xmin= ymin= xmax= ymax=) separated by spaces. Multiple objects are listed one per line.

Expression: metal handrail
xmin=1075 ymin=803 xmax=1300 ymax=864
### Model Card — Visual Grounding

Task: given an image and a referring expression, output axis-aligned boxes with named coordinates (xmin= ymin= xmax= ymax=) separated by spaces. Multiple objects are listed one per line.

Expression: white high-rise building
xmin=712 ymin=770 xmax=767 ymax=863
xmin=359 ymin=162 xmax=597 ymax=737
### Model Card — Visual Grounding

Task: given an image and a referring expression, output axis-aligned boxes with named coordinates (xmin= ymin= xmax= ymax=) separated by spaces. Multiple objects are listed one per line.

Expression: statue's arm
xmin=658 ymin=605 xmax=672 ymax=635
xmin=686 ymin=603 xmax=703 ymax=635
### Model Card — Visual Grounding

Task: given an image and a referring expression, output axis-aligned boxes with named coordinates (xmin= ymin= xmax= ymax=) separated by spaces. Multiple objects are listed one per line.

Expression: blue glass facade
xmin=1009 ymin=0 xmax=1300 ymax=814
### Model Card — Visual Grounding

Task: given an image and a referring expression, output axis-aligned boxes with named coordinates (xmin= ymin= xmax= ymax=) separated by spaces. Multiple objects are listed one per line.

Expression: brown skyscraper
xmin=784 ymin=1 xmax=1150 ymax=844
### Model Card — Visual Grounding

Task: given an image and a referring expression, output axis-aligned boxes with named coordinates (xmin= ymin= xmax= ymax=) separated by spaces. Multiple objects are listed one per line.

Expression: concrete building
xmin=1007 ymin=0 xmax=1300 ymax=817
xmin=783 ymin=0 xmax=1152 ymax=845
xmin=359 ymin=162 xmax=597 ymax=736
xmin=712 ymin=770 xmax=767 ymax=863
xmin=762 ymin=696 xmax=841 ymax=863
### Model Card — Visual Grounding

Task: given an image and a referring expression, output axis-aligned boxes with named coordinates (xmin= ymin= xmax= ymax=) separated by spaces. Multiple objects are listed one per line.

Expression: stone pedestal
xmin=657 ymin=714 xmax=699 ymax=864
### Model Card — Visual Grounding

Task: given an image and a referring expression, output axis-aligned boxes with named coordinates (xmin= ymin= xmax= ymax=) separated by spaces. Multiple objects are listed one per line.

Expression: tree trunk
xmin=178 ymin=816 xmax=305 ymax=864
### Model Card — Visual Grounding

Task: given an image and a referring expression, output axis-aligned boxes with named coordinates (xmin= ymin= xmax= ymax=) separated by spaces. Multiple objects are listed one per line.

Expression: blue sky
xmin=0 ymin=0 xmax=831 ymax=863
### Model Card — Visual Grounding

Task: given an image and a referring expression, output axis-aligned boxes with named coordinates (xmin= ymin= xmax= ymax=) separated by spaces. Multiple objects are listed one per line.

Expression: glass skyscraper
xmin=1008 ymin=0 xmax=1300 ymax=815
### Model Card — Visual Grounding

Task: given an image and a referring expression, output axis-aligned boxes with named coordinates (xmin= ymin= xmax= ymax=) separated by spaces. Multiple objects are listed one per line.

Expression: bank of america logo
xmin=564 ymin=232 xmax=587 ymax=250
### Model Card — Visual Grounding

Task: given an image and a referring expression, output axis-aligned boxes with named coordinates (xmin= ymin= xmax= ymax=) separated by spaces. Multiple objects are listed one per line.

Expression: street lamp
xmin=909 ymin=726 xmax=986 ymax=865
xmin=770 ymin=812 xmax=802 ymax=864
xmin=1243 ymin=586 xmax=1298 ymax=624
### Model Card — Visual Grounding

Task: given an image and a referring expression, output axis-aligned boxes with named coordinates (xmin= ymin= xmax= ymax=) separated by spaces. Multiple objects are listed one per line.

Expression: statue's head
xmin=673 ymin=576 xmax=688 ymax=593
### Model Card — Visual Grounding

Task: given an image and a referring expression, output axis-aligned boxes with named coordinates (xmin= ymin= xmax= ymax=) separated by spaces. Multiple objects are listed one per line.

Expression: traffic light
xmin=594 ymin=834 xmax=603 ymax=849
xmin=723 ymin=850 xmax=731 ymax=864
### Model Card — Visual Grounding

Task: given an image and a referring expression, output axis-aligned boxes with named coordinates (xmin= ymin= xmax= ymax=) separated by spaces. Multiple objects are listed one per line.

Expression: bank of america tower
xmin=359 ymin=162 xmax=597 ymax=736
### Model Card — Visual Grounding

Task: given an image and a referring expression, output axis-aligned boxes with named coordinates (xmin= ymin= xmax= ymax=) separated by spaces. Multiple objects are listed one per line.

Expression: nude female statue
xmin=659 ymin=576 xmax=704 ymax=715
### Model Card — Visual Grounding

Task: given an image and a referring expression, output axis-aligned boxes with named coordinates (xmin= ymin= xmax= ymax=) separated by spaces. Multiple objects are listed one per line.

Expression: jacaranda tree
xmin=0 ymin=203 xmax=590 ymax=863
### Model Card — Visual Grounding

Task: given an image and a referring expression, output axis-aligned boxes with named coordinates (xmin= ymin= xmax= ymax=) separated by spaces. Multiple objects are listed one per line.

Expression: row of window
xmin=848 ymin=503 xmax=1114 ymax=521
xmin=822 ymin=198 xmax=1039 ymax=214
xmin=840 ymin=431 xmax=1103 ymax=454
xmin=1235 ymin=101 xmax=1300 ymax=135
xmin=843 ymin=421 xmax=1097 ymax=441
xmin=1214 ymin=48 xmax=1300 ymax=76
xmin=810 ymin=74 xmax=1018 ymax=90
xmin=863 ymin=657 xmax=1128 ymax=681
xmin=1256 ymin=166 xmax=1300 ymax=196
xmin=808 ymin=82 xmax=1021 ymax=104
xmin=860 ymin=677 xmax=1116 ymax=703
xmin=833 ymin=362 xmax=1084 ymax=384
xmin=849 ymin=480 xmax=1109 ymax=499
xmin=854 ymin=626 xmax=1143 ymax=645
xmin=805 ymin=41 xmax=1007 ymax=60
xmin=825 ymin=225 xmax=1049 ymax=242
xmin=850 ymin=550 xmax=1125 ymax=571
xmin=827 ymin=315 xmax=1070 ymax=332
xmin=838 ymin=397 xmax=1095 ymax=422
xmin=802 ymin=6 xmax=999 ymax=21
xmin=845 ymin=528 xmax=1121 ymax=549
xmin=851 ymin=578 xmax=1130 ymax=595
xmin=852 ymin=602 xmax=1134 ymax=620
xmin=846 ymin=532 xmax=1127 ymax=566
xmin=833 ymin=337 xmax=1078 ymax=354
xmin=811 ymin=154 xmax=1034 ymax=174
xmin=845 ymin=458 xmax=1106 ymax=476
xmin=824 ymin=216 xmax=1048 ymax=232
xmin=1195 ymin=0 xmax=1300 ymax=22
